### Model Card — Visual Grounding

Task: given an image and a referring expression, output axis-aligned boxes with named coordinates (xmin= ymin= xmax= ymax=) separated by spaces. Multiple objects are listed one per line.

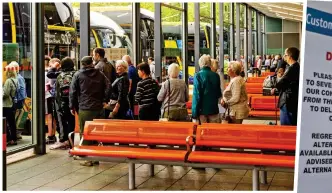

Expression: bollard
xmin=3 ymin=118 xmax=7 ymax=191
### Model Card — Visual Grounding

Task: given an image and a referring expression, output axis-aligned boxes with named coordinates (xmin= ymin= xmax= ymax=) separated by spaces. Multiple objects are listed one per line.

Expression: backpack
xmin=58 ymin=71 xmax=75 ymax=97
xmin=10 ymin=79 xmax=24 ymax=109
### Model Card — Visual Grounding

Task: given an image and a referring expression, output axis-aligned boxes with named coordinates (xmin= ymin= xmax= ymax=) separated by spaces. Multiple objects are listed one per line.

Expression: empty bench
xmin=249 ymin=96 xmax=280 ymax=117
xmin=70 ymin=120 xmax=296 ymax=191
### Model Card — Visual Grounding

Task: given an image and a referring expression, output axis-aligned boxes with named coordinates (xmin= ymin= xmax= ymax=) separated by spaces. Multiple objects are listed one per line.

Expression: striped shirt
xmin=135 ymin=77 xmax=159 ymax=108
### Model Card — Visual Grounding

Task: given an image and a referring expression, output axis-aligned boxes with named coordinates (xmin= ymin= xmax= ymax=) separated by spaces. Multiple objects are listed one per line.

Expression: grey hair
xmin=229 ymin=61 xmax=242 ymax=75
xmin=198 ymin=54 xmax=211 ymax=68
xmin=168 ymin=63 xmax=180 ymax=78
xmin=115 ymin=60 xmax=128 ymax=72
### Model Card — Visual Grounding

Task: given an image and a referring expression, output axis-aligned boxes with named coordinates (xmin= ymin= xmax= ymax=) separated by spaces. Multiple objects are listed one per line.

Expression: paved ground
xmin=6 ymin=119 xmax=293 ymax=191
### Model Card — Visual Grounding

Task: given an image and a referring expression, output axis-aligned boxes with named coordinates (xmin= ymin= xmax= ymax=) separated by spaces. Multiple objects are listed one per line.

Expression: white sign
xmin=296 ymin=2 xmax=332 ymax=193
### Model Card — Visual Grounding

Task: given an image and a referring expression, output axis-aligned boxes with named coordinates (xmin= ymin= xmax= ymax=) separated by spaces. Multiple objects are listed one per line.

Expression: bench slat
xmin=70 ymin=146 xmax=187 ymax=161
xmin=84 ymin=121 xmax=195 ymax=146
xmin=197 ymin=124 xmax=296 ymax=151
xmin=188 ymin=151 xmax=294 ymax=168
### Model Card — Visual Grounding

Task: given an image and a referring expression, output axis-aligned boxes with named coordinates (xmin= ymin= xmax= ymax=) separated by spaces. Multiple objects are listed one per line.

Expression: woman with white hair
xmin=9 ymin=61 xmax=27 ymax=110
xmin=3 ymin=65 xmax=19 ymax=146
xmin=221 ymin=61 xmax=249 ymax=124
xmin=158 ymin=63 xmax=189 ymax=121
xmin=192 ymin=54 xmax=222 ymax=123
xmin=108 ymin=60 xmax=130 ymax=119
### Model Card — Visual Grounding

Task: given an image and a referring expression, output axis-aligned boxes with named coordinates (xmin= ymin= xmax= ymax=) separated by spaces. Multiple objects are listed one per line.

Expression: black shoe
xmin=46 ymin=135 xmax=56 ymax=144
xmin=7 ymin=140 xmax=17 ymax=146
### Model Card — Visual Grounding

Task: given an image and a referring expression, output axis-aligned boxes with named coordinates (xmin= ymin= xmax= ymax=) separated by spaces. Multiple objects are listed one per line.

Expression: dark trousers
xmin=57 ymin=108 xmax=75 ymax=145
xmin=53 ymin=101 xmax=60 ymax=136
xmin=3 ymin=107 xmax=17 ymax=142
xmin=139 ymin=106 xmax=159 ymax=121
xmin=128 ymin=92 xmax=135 ymax=112
xmin=79 ymin=109 xmax=104 ymax=145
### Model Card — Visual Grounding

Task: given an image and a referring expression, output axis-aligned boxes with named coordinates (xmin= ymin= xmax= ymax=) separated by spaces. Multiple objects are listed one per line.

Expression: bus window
xmin=44 ymin=3 xmax=74 ymax=27
xmin=54 ymin=3 xmax=74 ymax=27
xmin=3 ymin=3 xmax=12 ymax=43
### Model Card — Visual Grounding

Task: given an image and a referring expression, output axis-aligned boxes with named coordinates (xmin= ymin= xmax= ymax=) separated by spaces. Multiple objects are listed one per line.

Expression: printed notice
xmin=296 ymin=2 xmax=332 ymax=193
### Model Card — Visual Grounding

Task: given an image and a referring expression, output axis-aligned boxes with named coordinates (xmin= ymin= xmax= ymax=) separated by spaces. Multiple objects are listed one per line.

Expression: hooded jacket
xmin=69 ymin=66 xmax=110 ymax=111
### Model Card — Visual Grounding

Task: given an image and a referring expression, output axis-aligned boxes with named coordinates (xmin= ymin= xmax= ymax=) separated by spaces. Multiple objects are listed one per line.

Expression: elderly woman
xmin=158 ymin=63 xmax=189 ymax=121
xmin=192 ymin=55 xmax=222 ymax=123
xmin=108 ymin=60 xmax=130 ymax=119
xmin=221 ymin=61 xmax=249 ymax=124
xmin=3 ymin=65 xmax=19 ymax=146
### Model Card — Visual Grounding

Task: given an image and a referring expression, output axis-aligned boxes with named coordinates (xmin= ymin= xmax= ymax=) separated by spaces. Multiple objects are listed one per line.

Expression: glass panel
xmin=44 ymin=3 xmax=76 ymax=61
xmin=72 ymin=3 xmax=133 ymax=60
xmin=283 ymin=20 xmax=299 ymax=33
xmin=140 ymin=3 xmax=155 ymax=61
xmin=165 ymin=2 xmax=182 ymax=8
xmin=224 ymin=3 xmax=231 ymax=59
xmin=266 ymin=16 xmax=282 ymax=33
xmin=161 ymin=6 xmax=183 ymax=82
xmin=3 ymin=3 xmax=33 ymax=152
xmin=54 ymin=3 xmax=74 ymax=27
xmin=261 ymin=15 xmax=264 ymax=32
xmin=252 ymin=10 xmax=256 ymax=30
xmin=200 ymin=17 xmax=212 ymax=56
xmin=267 ymin=33 xmax=283 ymax=55
xmin=240 ymin=4 xmax=245 ymax=28
xmin=283 ymin=33 xmax=300 ymax=50
xmin=200 ymin=2 xmax=211 ymax=18
xmin=3 ymin=3 xmax=12 ymax=43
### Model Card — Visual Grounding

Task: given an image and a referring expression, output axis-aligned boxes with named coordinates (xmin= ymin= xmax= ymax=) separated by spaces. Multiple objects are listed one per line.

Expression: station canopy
xmin=248 ymin=2 xmax=303 ymax=22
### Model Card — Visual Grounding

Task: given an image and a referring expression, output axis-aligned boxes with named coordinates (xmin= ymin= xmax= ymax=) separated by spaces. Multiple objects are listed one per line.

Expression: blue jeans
xmin=280 ymin=105 xmax=293 ymax=125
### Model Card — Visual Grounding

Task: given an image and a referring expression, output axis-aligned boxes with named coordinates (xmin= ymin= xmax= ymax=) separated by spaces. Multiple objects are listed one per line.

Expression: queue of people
xmin=3 ymin=46 xmax=299 ymax=165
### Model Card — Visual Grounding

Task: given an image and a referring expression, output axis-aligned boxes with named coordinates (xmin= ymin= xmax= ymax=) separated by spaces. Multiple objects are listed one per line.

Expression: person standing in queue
xmin=220 ymin=61 xmax=250 ymax=124
xmin=135 ymin=62 xmax=160 ymax=120
xmin=93 ymin=48 xmax=116 ymax=118
xmin=271 ymin=47 xmax=300 ymax=126
xmin=108 ymin=60 xmax=130 ymax=119
xmin=69 ymin=56 xmax=110 ymax=166
xmin=122 ymin=55 xmax=139 ymax=113
xmin=192 ymin=55 xmax=222 ymax=123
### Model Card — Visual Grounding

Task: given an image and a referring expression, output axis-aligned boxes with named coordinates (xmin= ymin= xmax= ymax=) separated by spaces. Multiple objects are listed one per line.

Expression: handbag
xmin=159 ymin=79 xmax=171 ymax=122
xmin=222 ymin=106 xmax=231 ymax=124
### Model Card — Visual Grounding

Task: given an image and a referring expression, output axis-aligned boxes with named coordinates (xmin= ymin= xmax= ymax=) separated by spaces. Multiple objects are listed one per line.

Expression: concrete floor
xmin=6 ymin=118 xmax=293 ymax=191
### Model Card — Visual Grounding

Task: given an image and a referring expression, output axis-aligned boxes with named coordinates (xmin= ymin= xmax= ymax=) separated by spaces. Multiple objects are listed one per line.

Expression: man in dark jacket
xmin=93 ymin=48 xmax=116 ymax=84
xmin=272 ymin=47 xmax=300 ymax=126
xmin=69 ymin=56 xmax=110 ymax=166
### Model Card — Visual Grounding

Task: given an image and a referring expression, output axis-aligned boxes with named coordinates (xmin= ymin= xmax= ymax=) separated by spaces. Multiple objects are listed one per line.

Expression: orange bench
xmin=250 ymin=96 xmax=280 ymax=117
xmin=188 ymin=124 xmax=296 ymax=190
xmin=70 ymin=121 xmax=196 ymax=189
xmin=247 ymin=77 xmax=265 ymax=83
xmin=70 ymin=120 xmax=295 ymax=190
xmin=261 ymin=71 xmax=274 ymax=77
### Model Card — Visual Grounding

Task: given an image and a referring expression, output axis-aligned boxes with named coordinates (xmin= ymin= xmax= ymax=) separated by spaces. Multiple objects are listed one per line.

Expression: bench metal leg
xmin=252 ymin=168 xmax=260 ymax=191
xmin=260 ymin=171 xmax=267 ymax=184
xmin=149 ymin=164 xmax=154 ymax=177
xmin=129 ymin=163 xmax=135 ymax=190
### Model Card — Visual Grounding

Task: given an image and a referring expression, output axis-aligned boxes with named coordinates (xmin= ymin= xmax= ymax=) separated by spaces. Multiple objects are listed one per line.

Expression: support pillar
xmin=33 ymin=3 xmax=46 ymax=155
xmin=154 ymin=3 xmax=162 ymax=82
xmin=79 ymin=3 xmax=90 ymax=60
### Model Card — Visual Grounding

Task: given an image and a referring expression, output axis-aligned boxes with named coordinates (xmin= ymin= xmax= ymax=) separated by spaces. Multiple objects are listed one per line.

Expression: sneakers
xmin=16 ymin=131 xmax=22 ymax=140
xmin=49 ymin=141 xmax=70 ymax=150
xmin=46 ymin=135 xmax=56 ymax=144
xmin=79 ymin=161 xmax=100 ymax=167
